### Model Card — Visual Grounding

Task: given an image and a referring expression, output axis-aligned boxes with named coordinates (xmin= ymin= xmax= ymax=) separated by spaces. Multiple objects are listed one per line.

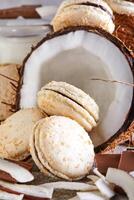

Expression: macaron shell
xmin=52 ymin=2 xmax=115 ymax=33
xmin=34 ymin=116 xmax=95 ymax=180
xmin=34 ymin=121 xmax=72 ymax=180
xmin=0 ymin=64 xmax=20 ymax=121
xmin=38 ymin=90 xmax=96 ymax=132
xmin=106 ymin=0 xmax=134 ymax=16
xmin=58 ymin=0 xmax=113 ymax=15
xmin=29 ymin=120 xmax=54 ymax=177
xmin=0 ymin=108 xmax=45 ymax=161
xmin=44 ymin=81 xmax=99 ymax=121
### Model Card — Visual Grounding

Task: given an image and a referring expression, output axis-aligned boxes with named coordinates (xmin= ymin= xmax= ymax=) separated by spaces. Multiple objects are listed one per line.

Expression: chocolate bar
xmin=118 ymin=151 xmax=134 ymax=172
xmin=95 ymin=154 xmax=121 ymax=174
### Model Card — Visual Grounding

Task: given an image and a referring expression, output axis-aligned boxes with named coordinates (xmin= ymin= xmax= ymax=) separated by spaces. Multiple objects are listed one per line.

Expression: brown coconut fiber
xmin=114 ymin=13 xmax=134 ymax=58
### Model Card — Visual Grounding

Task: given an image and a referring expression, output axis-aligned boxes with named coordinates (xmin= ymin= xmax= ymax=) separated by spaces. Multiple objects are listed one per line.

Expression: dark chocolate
xmin=95 ymin=154 xmax=121 ymax=174
xmin=118 ymin=151 xmax=134 ymax=172
xmin=0 ymin=5 xmax=41 ymax=19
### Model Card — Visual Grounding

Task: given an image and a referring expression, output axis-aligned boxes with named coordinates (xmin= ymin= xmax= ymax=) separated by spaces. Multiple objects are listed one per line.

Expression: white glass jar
xmin=0 ymin=24 xmax=51 ymax=64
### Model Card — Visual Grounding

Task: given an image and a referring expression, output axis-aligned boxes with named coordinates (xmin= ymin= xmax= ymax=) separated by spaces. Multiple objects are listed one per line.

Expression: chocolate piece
xmin=0 ymin=5 xmax=41 ymax=19
xmin=95 ymin=154 xmax=121 ymax=174
xmin=118 ymin=151 xmax=134 ymax=172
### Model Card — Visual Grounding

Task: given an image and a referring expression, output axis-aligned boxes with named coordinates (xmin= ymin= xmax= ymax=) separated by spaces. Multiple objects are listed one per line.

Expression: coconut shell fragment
xmin=0 ymin=63 xmax=21 ymax=122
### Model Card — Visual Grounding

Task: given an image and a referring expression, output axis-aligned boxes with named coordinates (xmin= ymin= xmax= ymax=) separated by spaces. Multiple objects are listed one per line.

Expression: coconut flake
xmin=0 ymin=190 xmax=24 ymax=200
xmin=0 ymin=180 xmax=53 ymax=198
xmin=90 ymin=169 xmax=115 ymax=198
xmin=87 ymin=175 xmax=99 ymax=182
xmin=41 ymin=181 xmax=97 ymax=191
xmin=68 ymin=196 xmax=79 ymax=200
xmin=36 ymin=6 xmax=57 ymax=18
xmin=93 ymin=168 xmax=106 ymax=182
xmin=129 ymin=171 xmax=134 ymax=178
xmin=106 ymin=168 xmax=134 ymax=200
xmin=0 ymin=159 xmax=34 ymax=183
xmin=95 ymin=178 xmax=115 ymax=198
xmin=77 ymin=192 xmax=105 ymax=200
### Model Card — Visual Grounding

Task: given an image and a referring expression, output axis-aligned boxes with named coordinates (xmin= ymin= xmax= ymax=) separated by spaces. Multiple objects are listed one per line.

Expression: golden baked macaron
xmin=52 ymin=0 xmax=115 ymax=33
xmin=37 ymin=81 xmax=99 ymax=132
xmin=0 ymin=108 xmax=45 ymax=161
xmin=0 ymin=63 xmax=21 ymax=121
xmin=30 ymin=116 xmax=95 ymax=180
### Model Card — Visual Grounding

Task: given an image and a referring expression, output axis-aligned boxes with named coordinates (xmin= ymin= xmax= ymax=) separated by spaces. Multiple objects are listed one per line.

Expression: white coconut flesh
xmin=20 ymin=29 xmax=133 ymax=147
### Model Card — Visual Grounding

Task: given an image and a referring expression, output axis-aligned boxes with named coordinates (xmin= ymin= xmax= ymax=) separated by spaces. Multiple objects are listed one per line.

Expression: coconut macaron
xmin=30 ymin=116 xmax=95 ymax=180
xmin=0 ymin=63 xmax=21 ymax=121
xmin=0 ymin=108 xmax=45 ymax=161
xmin=106 ymin=0 xmax=134 ymax=16
xmin=37 ymin=81 xmax=99 ymax=132
xmin=52 ymin=0 xmax=115 ymax=33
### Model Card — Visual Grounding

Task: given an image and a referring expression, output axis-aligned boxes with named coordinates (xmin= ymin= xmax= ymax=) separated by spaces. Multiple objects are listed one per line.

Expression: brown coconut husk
xmin=107 ymin=11 xmax=134 ymax=152
xmin=102 ymin=121 xmax=134 ymax=153
xmin=113 ymin=13 xmax=134 ymax=58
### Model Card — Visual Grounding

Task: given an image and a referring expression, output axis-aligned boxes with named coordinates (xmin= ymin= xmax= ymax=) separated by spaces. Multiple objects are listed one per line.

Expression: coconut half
xmin=20 ymin=27 xmax=134 ymax=148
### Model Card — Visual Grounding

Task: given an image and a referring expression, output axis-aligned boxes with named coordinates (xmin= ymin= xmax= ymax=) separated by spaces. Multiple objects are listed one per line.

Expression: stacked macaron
xmin=29 ymin=81 xmax=99 ymax=180
xmin=0 ymin=81 xmax=99 ymax=180
xmin=52 ymin=0 xmax=115 ymax=33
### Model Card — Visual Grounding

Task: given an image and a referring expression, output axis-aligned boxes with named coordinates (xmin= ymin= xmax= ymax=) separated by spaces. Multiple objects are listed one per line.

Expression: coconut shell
xmin=20 ymin=26 xmax=134 ymax=151
xmin=0 ymin=63 xmax=21 ymax=122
